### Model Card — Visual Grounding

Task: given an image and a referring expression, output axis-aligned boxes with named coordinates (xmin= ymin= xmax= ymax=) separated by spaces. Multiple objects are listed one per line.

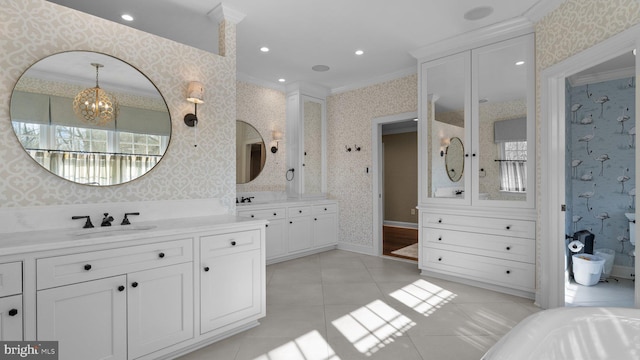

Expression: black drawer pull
xmin=314 ymin=218 xmax=318 ymax=221
xmin=84 ymin=264 xmax=92 ymax=271
xmin=290 ymin=221 xmax=293 ymax=224
xmin=8 ymin=309 xmax=18 ymax=316
xmin=506 ymin=270 xmax=511 ymax=274
xmin=118 ymin=285 xmax=125 ymax=292
xmin=158 ymin=252 xmax=165 ymax=258
xmin=266 ymin=224 xmax=269 ymax=228
xmin=506 ymin=246 xmax=511 ymax=251
xmin=251 ymin=214 xmax=255 ymax=218
xmin=438 ymin=219 xmax=442 ymax=224
xmin=324 ymin=208 xmax=327 ymax=211
xmin=438 ymin=257 xmax=442 ymax=261
xmin=131 ymin=282 xmax=138 ymax=288
xmin=299 ymin=210 xmax=303 ymax=213
xmin=204 ymin=266 xmax=210 ymax=272
xmin=273 ymin=213 xmax=277 ymax=216
xmin=506 ymin=225 xmax=511 ymax=230
xmin=438 ymin=236 xmax=442 ymax=241
xmin=231 ymin=241 xmax=237 ymax=246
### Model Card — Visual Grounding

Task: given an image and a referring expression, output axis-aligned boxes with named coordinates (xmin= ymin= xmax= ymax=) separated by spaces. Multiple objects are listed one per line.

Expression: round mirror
xmin=10 ymin=51 xmax=171 ymax=186
xmin=445 ymin=137 xmax=464 ymax=182
xmin=236 ymin=120 xmax=266 ymax=183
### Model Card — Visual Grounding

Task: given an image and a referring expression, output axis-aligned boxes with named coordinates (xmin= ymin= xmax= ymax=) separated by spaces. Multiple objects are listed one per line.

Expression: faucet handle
xmin=121 ymin=212 xmax=140 ymax=225
xmin=72 ymin=215 xmax=94 ymax=229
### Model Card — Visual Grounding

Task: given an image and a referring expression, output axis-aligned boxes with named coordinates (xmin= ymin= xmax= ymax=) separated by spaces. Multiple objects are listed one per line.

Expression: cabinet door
xmin=312 ymin=213 xmax=337 ymax=247
xmin=200 ymin=249 xmax=262 ymax=334
xmin=266 ymin=219 xmax=287 ymax=259
xmin=127 ymin=262 xmax=194 ymax=359
xmin=37 ymin=276 xmax=127 ymax=360
xmin=287 ymin=216 xmax=312 ymax=253
xmin=0 ymin=295 xmax=22 ymax=340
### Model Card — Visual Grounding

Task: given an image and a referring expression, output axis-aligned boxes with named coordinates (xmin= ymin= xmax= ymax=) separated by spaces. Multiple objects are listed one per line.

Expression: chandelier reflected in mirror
xmin=73 ymin=63 xmax=117 ymax=126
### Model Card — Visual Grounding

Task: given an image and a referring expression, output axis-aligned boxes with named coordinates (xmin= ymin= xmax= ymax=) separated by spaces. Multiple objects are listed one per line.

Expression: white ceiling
xmin=47 ymin=0 xmax=560 ymax=92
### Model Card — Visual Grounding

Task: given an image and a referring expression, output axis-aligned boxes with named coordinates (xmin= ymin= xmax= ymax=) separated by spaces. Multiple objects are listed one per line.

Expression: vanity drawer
xmin=422 ymin=213 xmax=535 ymax=239
xmin=0 ymin=262 xmax=22 ymax=297
xmin=288 ymin=206 xmax=311 ymax=218
xmin=37 ymin=239 xmax=193 ymax=289
xmin=312 ymin=203 xmax=337 ymax=215
xmin=423 ymin=228 xmax=535 ymax=263
xmin=423 ymin=248 xmax=535 ymax=291
xmin=238 ymin=208 xmax=286 ymax=220
xmin=200 ymin=229 xmax=260 ymax=257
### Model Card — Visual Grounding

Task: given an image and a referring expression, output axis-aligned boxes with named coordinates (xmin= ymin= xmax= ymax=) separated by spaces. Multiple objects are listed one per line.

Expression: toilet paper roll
xmin=568 ymin=240 xmax=585 ymax=252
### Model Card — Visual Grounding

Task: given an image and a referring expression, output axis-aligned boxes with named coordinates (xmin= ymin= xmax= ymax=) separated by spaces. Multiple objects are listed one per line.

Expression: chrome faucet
xmin=101 ymin=213 xmax=114 ymax=227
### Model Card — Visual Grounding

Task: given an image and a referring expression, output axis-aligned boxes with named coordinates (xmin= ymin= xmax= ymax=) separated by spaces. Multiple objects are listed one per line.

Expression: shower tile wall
xmin=567 ymin=77 xmax=636 ymax=268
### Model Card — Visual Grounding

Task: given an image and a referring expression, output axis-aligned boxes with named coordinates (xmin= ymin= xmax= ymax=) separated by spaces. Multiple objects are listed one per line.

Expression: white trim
xmin=523 ymin=0 xmax=565 ymax=22
xmin=207 ymin=3 xmax=246 ymax=24
xmin=236 ymin=73 xmax=285 ymax=92
xmin=567 ymin=66 xmax=635 ymax=87
xmin=337 ymin=242 xmax=376 ymax=256
xmin=330 ymin=67 xmax=417 ymax=95
xmin=539 ymin=23 xmax=640 ymax=309
xmin=383 ymin=221 xmax=418 ymax=229
xmin=285 ymin=82 xmax=329 ymax=99
xmin=410 ymin=17 xmax=533 ymax=62
xmin=371 ymin=111 xmax=418 ymax=257
xmin=610 ymin=265 xmax=635 ymax=280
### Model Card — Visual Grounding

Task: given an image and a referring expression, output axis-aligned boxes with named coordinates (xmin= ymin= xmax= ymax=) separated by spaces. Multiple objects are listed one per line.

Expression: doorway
xmin=371 ymin=112 xmax=418 ymax=259
xmin=540 ymin=25 xmax=640 ymax=309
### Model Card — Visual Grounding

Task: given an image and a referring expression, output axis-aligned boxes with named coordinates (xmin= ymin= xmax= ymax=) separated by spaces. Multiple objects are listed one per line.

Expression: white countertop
xmin=0 ymin=215 xmax=266 ymax=256
xmin=236 ymin=198 xmax=337 ymax=209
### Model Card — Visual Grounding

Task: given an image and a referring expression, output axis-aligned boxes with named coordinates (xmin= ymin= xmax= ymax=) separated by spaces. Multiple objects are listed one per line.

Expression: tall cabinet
xmin=416 ymin=29 xmax=536 ymax=298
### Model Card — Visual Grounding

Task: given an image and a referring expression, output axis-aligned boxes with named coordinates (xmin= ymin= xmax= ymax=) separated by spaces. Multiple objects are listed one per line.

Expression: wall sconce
xmin=271 ymin=130 xmax=283 ymax=153
xmin=184 ymin=81 xmax=204 ymax=127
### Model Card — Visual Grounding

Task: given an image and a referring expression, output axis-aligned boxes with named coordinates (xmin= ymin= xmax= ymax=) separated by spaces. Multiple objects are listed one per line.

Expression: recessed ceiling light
xmin=121 ymin=14 xmax=134 ymax=21
xmin=464 ymin=6 xmax=493 ymax=21
xmin=260 ymin=46 xmax=269 ymax=53
xmin=515 ymin=61 xmax=525 ymax=66
xmin=312 ymin=65 xmax=330 ymax=72
xmin=278 ymin=78 xmax=286 ymax=83
xmin=355 ymin=50 xmax=364 ymax=56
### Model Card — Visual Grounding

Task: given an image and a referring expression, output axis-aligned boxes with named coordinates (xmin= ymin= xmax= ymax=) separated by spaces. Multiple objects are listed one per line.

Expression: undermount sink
xmin=72 ymin=225 xmax=157 ymax=238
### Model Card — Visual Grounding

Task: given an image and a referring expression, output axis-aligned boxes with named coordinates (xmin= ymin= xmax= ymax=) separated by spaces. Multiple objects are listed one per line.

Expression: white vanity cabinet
xmin=36 ymin=239 xmax=194 ymax=360
xmin=417 ymin=29 xmax=536 ymax=297
xmin=238 ymin=200 xmax=338 ymax=264
xmin=200 ymin=229 xmax=263 ymax=334
xmin=0 ymin=262 xmax=23 ymax=341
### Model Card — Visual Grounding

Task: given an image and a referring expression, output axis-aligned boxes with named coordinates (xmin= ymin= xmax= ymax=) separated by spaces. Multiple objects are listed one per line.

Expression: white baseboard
xmin=337 ymin=242 xmax=376 ymax=256
xmin=610 ymin=265 xmax=636 ymax=280
xmin=383 ymin=221 xmax=418 ymax=229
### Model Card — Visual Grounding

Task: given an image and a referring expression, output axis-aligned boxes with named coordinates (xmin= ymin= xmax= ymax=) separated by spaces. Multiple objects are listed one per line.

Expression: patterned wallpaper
xmin=0 ymin=0 xmax=237 ymax=208
xmin=327 ymin=74 xmax=418 ymax=250
xmin=235 ymin=81 xmax=287 ymax=193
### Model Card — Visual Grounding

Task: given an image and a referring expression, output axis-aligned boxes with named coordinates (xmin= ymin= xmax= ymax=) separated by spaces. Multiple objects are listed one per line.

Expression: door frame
xmin=371 ymin=111 xmax=418 ymax=256
xmin=539 ymin=24 xmax=640 ymax=309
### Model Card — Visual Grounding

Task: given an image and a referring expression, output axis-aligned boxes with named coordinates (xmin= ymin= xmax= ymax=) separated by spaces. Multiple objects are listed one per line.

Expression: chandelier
xmin=73 ymin=63 xmax=116 ymax=126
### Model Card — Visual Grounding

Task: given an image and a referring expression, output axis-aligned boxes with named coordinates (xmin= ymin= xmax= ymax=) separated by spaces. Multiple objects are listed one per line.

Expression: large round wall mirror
xmin=445 ymin=137 xmax=464 ymax=182
xmin=236 ymin=120 xmax=266 ymax=184
xmin=10 ymin=51 xmax=171 ymax=186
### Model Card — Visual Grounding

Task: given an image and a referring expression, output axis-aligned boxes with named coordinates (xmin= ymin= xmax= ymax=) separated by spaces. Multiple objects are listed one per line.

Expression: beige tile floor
xmin=178 ymin=250 xmax=540 ymax=360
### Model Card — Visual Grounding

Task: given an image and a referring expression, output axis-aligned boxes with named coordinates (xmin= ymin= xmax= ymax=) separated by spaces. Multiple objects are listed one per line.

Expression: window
xmin=499 ymin=141 xmax=527 ymax=192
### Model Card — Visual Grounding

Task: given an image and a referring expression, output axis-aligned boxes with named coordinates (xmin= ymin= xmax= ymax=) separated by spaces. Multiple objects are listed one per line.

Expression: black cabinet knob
xmin=158 ymin=252 xmax=165 ymax=258
xmin=273 ymin=213 xmax=277 ymax=216
xmin=465 ymin=154 xmax=469 ymax=157
xmin=290 ymin=221 xmax=293 ymax=224
xmin=472 ymin=153 xmax=477 ymax=157
xmin=84 ymin=264 xmax=92 ymax=271
xmin=506 ymin=246 xmax=511 ymax=251
xmin=438 ymin=237 xmax=442 ymax=241
xmin=204 ymin=266 xmax=210 ymax=272
xmin=506 ymin=270 xmax=511 ymax=274
xmin=438 ymin=219 xmax=442 ymax=223
xmin=506 ymin=225 xmax=511 ymax=230
xmin=131 ymin=282 xmax=138 ymax=288
xmin=438 ymin=257 xmax=442 ymax=261
xmin=314 ymin=218 xmax=318 ymax=221
xmin=299 ymin=210 xmax=302 ymax=213
xmin=231 ymin=241 xmax=237 ymax=246
xmin=324 ymin=208 xmax=327 ymax=211
xmin=266 ymin=224 xmax=269 ymax=228
xmin=8 ymin=309 xmax=18 ymax=316
xmin=251 ymin=215 xmax=255 ymax=218
xmin=118 ymin=285 xmax=125 ymax=292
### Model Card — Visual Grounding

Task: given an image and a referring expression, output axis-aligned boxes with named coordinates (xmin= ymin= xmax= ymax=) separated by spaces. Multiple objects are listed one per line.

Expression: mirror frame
xmin=10 ymin=50 xmax=171 ymax=187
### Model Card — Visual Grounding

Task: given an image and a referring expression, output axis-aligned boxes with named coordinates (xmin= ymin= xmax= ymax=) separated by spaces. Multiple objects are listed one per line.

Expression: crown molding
xmin=285 ymin=82 xmax=329 ymax=99
xmin=236 ymin=72 xmax=285 ymax=92
xmin=410 ymin=17 xmax=533 ymax=62
xmin=208 ymin=3 xmax=246 ymax=24
xmin=329 ymin=66 xmax=417 ymax=95
xmin=567 ymin=66 xmax=635 ymax=87
xmin=523 ymin=0 xmax=566 ymax=22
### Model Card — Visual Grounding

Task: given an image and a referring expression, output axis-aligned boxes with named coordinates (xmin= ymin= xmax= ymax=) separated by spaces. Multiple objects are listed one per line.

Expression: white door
xmin=37 ymin=276 xmax=127 ymax=360
xmin=287 ymin=217 xmax=312 ymax=252
xmin=127 ymin=262 xmax=194 ymax=359
xmin=312 ymin=213 xmax=337 ymax=247
xmin=200 ymin=249 xmax=262 ymax=334
xmin=0 ymin=295 xmax=23 ymax=340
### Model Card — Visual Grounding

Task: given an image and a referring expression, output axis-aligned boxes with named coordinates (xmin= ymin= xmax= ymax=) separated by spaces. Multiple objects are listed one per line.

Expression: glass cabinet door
xmin=422 ymin=52 xmax=471 ymax=204
xmin=472 ymin=34 xmax=534 ymax=207
xmin=303 ymin=97 xmax=324 ymax=195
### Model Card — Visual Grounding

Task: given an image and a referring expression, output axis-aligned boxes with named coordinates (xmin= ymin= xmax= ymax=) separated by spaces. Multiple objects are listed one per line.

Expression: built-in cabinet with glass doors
xmin=418 ymin=33 xmax=537 ymax=298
